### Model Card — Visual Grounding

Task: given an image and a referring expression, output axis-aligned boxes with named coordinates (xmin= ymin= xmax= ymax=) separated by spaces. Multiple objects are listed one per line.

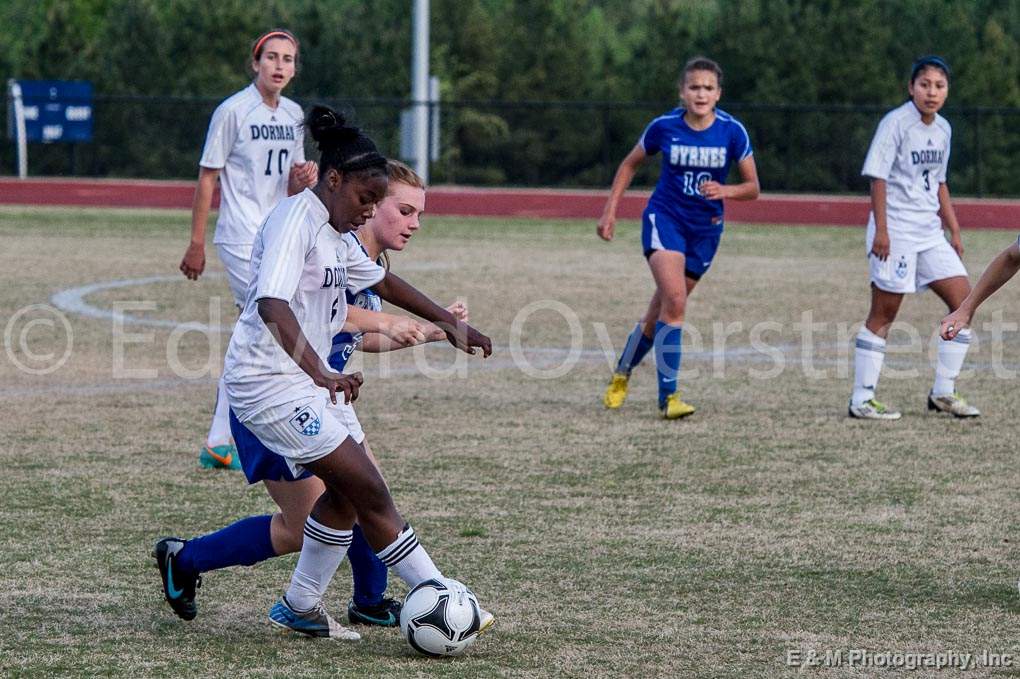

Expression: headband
xmin=911 ymin=55 xmax=950 ymax=81
xmin=253 ymin=31 xmax=298 ymax=59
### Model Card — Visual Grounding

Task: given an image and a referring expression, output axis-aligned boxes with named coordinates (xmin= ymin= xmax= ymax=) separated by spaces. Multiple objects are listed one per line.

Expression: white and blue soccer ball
xmin=400 ymin=577 xmax=482 ymax=657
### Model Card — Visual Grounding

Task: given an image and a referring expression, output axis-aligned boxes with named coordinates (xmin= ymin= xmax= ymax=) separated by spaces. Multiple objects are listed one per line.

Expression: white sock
xmin=376 ymin=525 xmax=442 ymax=588
xmin=852 ymin=327 xmax=886 ymax=405
xmin=932 ymin=328 xmax=971 ymax=396
xmin=285 ymin=517 xmax=352 ymax=612
xmin=206 ymin=375 xmax=233 ymax=447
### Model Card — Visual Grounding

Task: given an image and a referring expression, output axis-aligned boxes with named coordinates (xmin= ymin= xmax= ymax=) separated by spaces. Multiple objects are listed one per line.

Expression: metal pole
xmin=8 ymin=79 xmax=28 ymax=178
xmin=412 ymin=0 xmax=429 ymax=183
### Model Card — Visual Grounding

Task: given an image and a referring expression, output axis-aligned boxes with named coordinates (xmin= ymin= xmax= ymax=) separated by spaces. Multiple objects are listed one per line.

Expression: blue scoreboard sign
xmin=12 ymin=80 xmax=93 ymax=143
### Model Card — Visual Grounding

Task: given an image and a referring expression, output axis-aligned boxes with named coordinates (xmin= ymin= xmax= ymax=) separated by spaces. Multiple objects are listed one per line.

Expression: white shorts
xmin=215 ymin=243 xmax=253 ymax=309
xmin=239 ymin=389 xmax=365 ymax=478
xmin=868 ymin=239 xmax=968 ymax=294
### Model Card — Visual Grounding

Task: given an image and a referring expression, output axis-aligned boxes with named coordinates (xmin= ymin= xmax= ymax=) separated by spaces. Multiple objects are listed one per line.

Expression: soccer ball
xmin=400 ymin=578 xmax=482 ymax=657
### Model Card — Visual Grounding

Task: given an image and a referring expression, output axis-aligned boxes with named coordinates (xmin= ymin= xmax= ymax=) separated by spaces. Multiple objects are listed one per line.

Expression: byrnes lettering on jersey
xmin=670 ymin=145 xmax=727 ymax=168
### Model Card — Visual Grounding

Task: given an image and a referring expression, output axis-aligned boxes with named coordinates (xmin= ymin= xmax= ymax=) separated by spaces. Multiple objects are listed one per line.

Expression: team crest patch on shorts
xmin=895 ymin=257 xmax=909 ymax=279
xmin=289 ymin=406 xmax=321 ymax=436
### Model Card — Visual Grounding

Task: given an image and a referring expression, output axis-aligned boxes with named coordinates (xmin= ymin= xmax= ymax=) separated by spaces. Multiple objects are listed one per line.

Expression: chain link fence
xmin=4 ymin=94 xmax=1020 ymax=196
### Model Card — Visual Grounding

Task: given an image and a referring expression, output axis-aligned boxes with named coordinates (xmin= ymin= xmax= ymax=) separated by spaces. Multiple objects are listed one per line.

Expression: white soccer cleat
xmin=927 ymin=391 xmax=980 ymax=418
xmin=848 ymin=398 xmax=901 ymax=420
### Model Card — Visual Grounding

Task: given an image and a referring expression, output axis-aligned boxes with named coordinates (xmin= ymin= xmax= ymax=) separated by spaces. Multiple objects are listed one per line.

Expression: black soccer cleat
xmin=347 ymin=597 xmax=402 ymax=627
xmin=152 ymin=537 xmax=201 ymax=621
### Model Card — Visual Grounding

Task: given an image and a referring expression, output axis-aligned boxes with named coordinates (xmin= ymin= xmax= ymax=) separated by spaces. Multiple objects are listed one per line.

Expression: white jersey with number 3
xmin=861 ymin=101 xmax=951 ymax=250
xmin=223 ymin=189 xmax=386 ymax=419
xmin=200 ymin=84 xmax=306 ymax=246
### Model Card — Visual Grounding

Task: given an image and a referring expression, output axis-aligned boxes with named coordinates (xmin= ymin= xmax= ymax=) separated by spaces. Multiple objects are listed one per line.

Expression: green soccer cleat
xmin=603 ymin=373 xmax=630 ymax=409
xmin=848 ymin=398 xmax=901 ymax=420
xmin=199 ymin=443 xmax=241 ymax=470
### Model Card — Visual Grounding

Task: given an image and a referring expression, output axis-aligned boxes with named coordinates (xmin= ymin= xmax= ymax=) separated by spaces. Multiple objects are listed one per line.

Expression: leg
xmin=264 ymin=476 xmax=325 ymax=554
xmin=927 ymin=276 xmax=979 ymax=414
xmin=849 ymin=284 xmax=905 ymax=418
xmin=346 ymin=440 xmax=394 ymax=617
xmin=604 ymin=290 xmax=659 ymax=409
xmin=647 ymin=250 xmax=696 ymax=415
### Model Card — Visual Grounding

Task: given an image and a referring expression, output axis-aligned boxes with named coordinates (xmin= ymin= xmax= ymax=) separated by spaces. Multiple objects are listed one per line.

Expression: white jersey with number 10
xmin=200 ymin=83 xmax=306 ymax=246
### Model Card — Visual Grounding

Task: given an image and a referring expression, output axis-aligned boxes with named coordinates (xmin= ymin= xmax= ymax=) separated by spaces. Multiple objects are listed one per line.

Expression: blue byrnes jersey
xmin=329 ymin=235 xmax=383 ymax=372
xmin=640 ymin=108 xmax=752 ymax=227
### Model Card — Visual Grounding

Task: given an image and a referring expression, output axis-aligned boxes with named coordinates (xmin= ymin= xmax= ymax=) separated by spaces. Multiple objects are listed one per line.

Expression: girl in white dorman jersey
xmin=155 ymin=106 xmax=495 ymax=639
xmin=849 ymin=56 xmax=979 ymax=420
xmin=180 ymin=29 xmax=319 ymax=469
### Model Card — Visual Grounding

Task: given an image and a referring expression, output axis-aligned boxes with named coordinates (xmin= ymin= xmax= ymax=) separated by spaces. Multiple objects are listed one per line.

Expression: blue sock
xmin=348 ymin=524 xmax=389 ymax=608
xmin=176 ymin=514 xmax=276 ymax=575
xmin=653 ymin=321 xmax=683 ymax=407
xmin=615 ymin=323 xmax=655 ymax=375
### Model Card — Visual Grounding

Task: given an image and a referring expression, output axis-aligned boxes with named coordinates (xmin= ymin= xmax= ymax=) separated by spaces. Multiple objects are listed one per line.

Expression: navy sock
xmin=176 ymin=514 xmax=276 ymax=575
xmin=654 ymin=321 xmax=683 ymax=407
xmin=615 ymin=323 xmax=655 ymax=375
xmin=348 ymin=524 xmax=389 ymax=608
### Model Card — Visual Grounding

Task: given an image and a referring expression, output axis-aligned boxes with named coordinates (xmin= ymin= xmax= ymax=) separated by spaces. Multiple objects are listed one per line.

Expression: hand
xmin=597 ymin=215 xmax=616 ymax=241
xmin=698 ymin=180 xmax=727 ymax=200
xmin=313 ymin=367 xmax=363 ymax=405
xmin=382 ymin=316 xmax=428 ymax=347
xmin=870 ymin=230 xmax=891 ymax=261
xmin=950 ymin=232 xmax=964 ymax=257
xmin=180 ymin=242 xmax=205 ymax=280
xmin=446 ymin=301 xmax=469 ymax=323
xmin=289 ymin=161 xmax=318 ymax=193
xmin=444 ymin=320 xmax=492 ymax=357
xmin=939 ymin=308 xmax=971 ymax=341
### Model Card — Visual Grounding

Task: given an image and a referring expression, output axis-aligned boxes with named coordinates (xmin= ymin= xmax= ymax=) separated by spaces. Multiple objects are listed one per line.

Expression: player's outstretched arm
xmin=598 ymin=144 xmax=647 ymax=242
xmin=372 ymin=273 xmax=492 ymax=357
xmin=181 ymin=167 xmax=220 ymax=280
xmin=258 ymin=297 xmax=362 ymax=404
xmin=343 ymin=307 xmax=427 ymax=347
xmin=359 ymin=302 xmax=468 ymax=353
xmin=941 ymin=241 xmax=1020 ymax=339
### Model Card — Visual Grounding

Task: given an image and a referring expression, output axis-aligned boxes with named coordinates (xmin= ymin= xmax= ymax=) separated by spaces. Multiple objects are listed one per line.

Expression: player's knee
xmin=660 ymin=292 xmax=687 ymax=321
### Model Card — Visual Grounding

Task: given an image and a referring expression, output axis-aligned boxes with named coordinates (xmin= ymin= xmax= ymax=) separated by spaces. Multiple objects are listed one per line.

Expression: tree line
xmin=3 ymin=0 xmax=1020 ymax=194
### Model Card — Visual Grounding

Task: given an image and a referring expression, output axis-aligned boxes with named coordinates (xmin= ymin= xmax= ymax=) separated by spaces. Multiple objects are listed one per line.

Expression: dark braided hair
xmin=305 ymin=105 xmax=387 ymax=177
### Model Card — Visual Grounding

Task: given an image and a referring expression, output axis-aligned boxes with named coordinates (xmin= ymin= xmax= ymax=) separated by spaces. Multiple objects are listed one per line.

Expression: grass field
xmin=3 ymin=205 xmax=1020 ymax=678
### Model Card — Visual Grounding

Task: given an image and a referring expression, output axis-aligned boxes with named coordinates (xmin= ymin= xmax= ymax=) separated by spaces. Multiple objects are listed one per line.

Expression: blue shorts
xmin=229 ymin=409 xmax=313 ymax=485
xmin=641 ymin=209 xmax=723 ymax=280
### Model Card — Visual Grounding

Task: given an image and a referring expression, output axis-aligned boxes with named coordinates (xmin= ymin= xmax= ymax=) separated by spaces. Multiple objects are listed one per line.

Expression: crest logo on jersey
xmin=895 ymin=257 xmax=909 ymax=279
xmin=289 ymin=406 xmax=321 ymax=436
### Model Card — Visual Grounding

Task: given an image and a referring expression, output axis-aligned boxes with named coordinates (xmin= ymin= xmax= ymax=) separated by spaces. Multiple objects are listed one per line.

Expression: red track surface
xmin=1 ymin=176 xmax=1017 ymax=228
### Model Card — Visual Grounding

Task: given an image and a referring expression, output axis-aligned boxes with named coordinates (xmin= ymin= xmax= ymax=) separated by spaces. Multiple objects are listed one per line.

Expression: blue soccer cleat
xmin=269 ymin=596 xmax=361 ymax=640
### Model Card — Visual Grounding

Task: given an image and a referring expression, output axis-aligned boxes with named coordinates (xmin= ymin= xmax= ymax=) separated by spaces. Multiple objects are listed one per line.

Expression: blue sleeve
xmin=639 ymin=119 xmax=662 ymax=156
xmin=730 ymin=120 xmax=752 ymax=162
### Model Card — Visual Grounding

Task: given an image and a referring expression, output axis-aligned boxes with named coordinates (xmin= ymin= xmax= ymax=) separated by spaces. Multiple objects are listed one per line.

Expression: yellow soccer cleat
xmin=660 ymin=393 xmax=696 ymax=420
xmin=603 ymin=373 xmax=630 ymax=409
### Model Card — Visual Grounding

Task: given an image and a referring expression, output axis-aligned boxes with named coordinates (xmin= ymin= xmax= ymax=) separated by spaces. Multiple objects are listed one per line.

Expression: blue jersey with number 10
xmin=640 ymin=107 xmax=752 ymax=228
